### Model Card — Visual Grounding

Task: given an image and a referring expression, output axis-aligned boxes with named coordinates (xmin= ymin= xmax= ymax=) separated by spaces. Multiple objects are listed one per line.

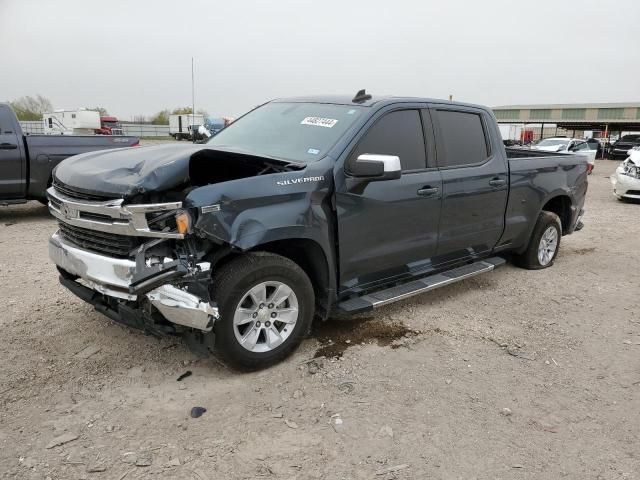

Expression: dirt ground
xmin=1 ymin=159 xmax=639 ymax=480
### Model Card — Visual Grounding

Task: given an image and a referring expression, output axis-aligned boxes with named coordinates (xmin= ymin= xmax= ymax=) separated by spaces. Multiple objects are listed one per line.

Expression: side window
xmin=350 ymin=110 xmax=427 ymax=171
xmin=576 ymin=141 xmax=589 ymax=151
xmin=0 ymin=106 xmax=14 ymax=134
xmin=435 ymin=110 xmax=489 ymax=168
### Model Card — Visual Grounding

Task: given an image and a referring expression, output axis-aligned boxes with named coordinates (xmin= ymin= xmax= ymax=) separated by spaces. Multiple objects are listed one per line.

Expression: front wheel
xmin=513 ymin=211 xmax=562 ymax=270
xmin=211 ymin=253 xmax=315 ymax=370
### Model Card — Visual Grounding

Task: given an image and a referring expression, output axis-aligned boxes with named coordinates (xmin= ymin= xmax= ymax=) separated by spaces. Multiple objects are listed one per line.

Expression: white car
xmin=611 ymin=150 xmax=640 ymax=201
xmin=532 ymin=137 xmax=597 ymax=173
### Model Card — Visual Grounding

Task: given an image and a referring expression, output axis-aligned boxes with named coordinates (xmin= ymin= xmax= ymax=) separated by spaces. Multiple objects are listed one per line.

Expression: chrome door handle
xmin=489 ymin=178 xmax=506 ymax=187
xmin=417 ymin=187 xmax=439 ymax=197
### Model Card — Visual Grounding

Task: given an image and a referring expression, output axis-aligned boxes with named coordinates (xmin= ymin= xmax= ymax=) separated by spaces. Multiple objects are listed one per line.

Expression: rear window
xmin=620 ymin=135 xmax=640 ymax=142
xmin=435 ymin=110 xmax=488 ymax=168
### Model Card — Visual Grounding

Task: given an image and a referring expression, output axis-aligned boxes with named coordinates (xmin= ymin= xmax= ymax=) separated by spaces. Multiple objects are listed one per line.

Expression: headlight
xmin=175 ymin=210 xmax=193 ymax=234
xmin=622 ymin=162 xmax=640 ymax=179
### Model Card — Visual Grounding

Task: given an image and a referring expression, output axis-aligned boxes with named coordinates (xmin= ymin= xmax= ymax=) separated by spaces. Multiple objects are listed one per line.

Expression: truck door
xmin=430 ymin=106 xmax=508 ymax=263
xmin=0 ymin=105 xmax=26 ymax=199
xmin=335 ymin=107 xmax=442 ymax=290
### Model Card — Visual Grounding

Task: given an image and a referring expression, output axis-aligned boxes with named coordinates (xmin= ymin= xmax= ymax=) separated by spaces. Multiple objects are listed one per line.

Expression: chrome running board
xmin=338 ymin=257 xmax=506 ymax=314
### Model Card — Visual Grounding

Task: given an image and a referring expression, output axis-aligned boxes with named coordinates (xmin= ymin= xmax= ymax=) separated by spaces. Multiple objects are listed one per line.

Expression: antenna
xmin=352 ymin=89 xmax=372 ymax=103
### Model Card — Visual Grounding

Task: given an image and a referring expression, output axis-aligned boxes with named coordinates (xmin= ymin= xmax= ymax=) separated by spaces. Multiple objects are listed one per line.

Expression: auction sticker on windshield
xmin=301 ymin=117 xmax=338 ymax=128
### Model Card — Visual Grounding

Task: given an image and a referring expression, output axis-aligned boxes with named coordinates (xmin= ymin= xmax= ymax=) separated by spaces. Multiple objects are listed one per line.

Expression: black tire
xmin=211 ymin=252 xmax=315 ymax=370
xmin=513 ymin=211 xmax=562 ymax=270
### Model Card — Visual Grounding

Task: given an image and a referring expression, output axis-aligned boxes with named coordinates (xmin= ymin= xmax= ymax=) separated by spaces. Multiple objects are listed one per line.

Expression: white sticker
xmin=307 ymin=148 xmax=320 ymax=155
xmin=301 ymin=117 xmax=338 ymax=128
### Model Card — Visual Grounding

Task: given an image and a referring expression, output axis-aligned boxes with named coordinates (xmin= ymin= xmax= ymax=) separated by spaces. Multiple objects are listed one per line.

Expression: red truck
xmin=96 ymin=116 xmax=124 ymax=135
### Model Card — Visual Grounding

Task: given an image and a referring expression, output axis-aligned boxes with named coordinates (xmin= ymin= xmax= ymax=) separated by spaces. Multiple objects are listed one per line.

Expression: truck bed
xmin=24 ymin=134 xmax=139 ymax=199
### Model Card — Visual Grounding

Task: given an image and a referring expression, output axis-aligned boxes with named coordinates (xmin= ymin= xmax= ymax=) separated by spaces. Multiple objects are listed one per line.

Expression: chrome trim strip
xmin=47 ymin=186 xmax=184 ymax=239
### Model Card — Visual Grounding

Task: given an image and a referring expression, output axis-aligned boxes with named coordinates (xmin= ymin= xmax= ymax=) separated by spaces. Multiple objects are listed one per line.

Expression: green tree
xmin=9 ymin=95 xmax=53 ymax=120
xmin=170 ymin=107 xmax=208 ymax=117
xmin=150 ymin=109 xmax=170 ymax=125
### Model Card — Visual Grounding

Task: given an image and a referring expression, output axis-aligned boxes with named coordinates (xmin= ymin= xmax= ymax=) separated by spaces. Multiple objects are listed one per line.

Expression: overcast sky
xmin=1 ymin=0 xmax=639 ymax=120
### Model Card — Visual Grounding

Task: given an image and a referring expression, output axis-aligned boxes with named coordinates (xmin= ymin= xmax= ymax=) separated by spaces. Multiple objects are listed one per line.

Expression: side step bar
xmin=338 ymin=257 xmax=506 ymax=314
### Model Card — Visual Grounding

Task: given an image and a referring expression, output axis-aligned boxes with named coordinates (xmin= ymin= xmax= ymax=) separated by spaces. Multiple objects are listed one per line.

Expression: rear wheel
xmin=211 ymin=253 xmax=314 ymax=370
xmin=513 ymin=211 xmax=562 ymax=270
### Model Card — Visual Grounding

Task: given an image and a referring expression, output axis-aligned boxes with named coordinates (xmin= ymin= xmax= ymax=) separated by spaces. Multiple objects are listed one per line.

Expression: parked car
xmin=610 ymin=150 xmax=640 ymax=201
xmin=47 ymin=92 xmax=588 ymax=369
xmin=0 ymin=103 xmax=139 ymax=204
xmin=586 ymin=138 xmax=603 ymax=159
xmin=608 ymin=134 xmax=640 ymax=159
xmin=532 ymin=137 xmax=596 ymax=173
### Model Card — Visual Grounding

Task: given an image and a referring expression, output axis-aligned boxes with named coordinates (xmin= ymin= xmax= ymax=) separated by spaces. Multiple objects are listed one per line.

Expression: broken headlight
xmin=622 ymin=161 xmax=640 ymax=179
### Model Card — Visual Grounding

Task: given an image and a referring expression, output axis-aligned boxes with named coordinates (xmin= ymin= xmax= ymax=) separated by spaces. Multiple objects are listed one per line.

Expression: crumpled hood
xmin=53 ymin=144 xmax=209 ymax=197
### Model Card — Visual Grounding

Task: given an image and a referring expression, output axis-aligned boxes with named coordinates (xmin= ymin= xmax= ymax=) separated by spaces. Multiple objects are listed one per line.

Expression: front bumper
xmin=610 ymin=170 xmax=640 ymax=199
xmin=49 ymin=231 xmax=218 ymax=331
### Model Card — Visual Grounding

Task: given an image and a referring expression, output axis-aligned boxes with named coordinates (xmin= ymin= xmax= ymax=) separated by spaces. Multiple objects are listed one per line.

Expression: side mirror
xmin=349 ymin=154 xmax=401 ymax=181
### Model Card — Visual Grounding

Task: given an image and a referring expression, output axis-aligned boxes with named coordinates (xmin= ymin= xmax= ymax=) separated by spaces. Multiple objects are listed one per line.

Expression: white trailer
xmin=42 ymin=109 xmax=101 ymax=135
xmin=498 ymin=124 xmax=523 ymax=142
xmin=169 ymin=114 xmax=205 ymax=140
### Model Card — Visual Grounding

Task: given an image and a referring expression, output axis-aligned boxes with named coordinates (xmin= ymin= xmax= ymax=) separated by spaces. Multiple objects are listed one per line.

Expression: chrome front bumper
xmin=49 ymin=231 xmax=218 ymax=331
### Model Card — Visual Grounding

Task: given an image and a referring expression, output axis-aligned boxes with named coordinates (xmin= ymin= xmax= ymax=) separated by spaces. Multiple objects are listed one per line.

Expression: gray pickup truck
xmin=47 ymin=91 xmax=588 ymax=369
xmin=0 ymin=103 xmax=139 ymax=204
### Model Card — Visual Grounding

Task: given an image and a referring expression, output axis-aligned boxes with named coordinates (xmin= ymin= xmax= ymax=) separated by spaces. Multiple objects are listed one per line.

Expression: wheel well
xmin=250 ymin=239 xmax=331 ymax=320
xmin=541 ymin=195 xmax=572 ymax=233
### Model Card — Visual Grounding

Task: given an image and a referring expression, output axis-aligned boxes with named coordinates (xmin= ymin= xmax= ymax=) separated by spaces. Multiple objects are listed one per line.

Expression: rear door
xmin=430 ymin=106 xmax=508 ymax=263
xmin=335 ymin=106 xmax=443 ymax=290
xmin=0 ymin=105 xmax=26 ymax=199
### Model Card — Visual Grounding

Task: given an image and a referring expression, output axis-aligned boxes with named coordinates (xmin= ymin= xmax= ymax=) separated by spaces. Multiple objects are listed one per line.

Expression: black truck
xmin=0 ymin=103 xmax=139 ymax=204
xmin=47 ymin=92 xmax=588 ymax=369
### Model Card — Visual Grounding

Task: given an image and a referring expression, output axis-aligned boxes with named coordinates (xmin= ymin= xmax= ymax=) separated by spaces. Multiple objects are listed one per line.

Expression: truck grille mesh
xmin=58 ymin=222 xmax=141 ymax=258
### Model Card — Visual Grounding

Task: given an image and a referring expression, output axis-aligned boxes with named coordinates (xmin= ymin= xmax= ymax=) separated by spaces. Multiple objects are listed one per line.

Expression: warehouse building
xmin=492 ymin=102 xmax=640 ymax=141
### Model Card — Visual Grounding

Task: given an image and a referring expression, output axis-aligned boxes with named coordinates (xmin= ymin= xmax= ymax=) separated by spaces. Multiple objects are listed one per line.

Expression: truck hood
xmin=53 ymin=144 xmax=208 ymax=198
xmin=52 ymin=143 xmax=301 ymax=200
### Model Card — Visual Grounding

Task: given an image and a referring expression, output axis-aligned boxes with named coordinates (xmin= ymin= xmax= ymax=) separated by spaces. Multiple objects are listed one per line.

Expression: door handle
xmin=417 ymin=186 xmax=439 ymax=197
xmin=0 ymin=143 xmax=18 ymax=150
xmin=489 ymin=178 xmax=506 ymax=187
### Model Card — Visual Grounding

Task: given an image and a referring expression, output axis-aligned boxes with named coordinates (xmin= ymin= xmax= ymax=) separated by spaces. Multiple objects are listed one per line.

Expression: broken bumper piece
xmin=49 ymin=230 xmax=219 ymax=332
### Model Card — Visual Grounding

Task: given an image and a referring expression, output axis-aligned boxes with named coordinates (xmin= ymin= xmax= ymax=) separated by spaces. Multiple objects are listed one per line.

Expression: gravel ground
xmin=1 ymin=159 xmax=639 ymax=480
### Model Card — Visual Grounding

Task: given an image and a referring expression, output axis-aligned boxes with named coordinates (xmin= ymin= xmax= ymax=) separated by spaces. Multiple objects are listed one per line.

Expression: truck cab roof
xmin=271 ymin=94 xmax=491 ymax=112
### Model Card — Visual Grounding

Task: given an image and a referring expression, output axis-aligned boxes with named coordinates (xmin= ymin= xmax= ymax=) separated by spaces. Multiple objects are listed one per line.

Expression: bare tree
xmin=9 ymin=95 xmax=54 ymax=120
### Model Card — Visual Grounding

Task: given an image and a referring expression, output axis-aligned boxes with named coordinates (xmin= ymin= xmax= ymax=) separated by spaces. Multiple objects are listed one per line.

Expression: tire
xmin=211 ymin=252 xmax=315 ymax=370
xmin=513 ymin=211 xmax=562 ymax=270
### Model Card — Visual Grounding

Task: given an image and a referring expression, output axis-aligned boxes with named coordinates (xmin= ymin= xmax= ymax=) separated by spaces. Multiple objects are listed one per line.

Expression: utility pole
xmin=191 ymin=57 xmax=195 ymax=143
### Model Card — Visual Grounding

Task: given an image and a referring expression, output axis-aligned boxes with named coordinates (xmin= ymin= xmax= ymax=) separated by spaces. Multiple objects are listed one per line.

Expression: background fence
xmin=19 ymin=121 xmax=171 ymax=137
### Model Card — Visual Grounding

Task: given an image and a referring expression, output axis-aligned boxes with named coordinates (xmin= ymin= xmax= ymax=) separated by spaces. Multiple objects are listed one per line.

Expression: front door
xmin=0 ymin=105 xmax=26 ymax=199
xmin=335 ymin=107 xmax=442 ymax=291
xmin=430 ymin=106 xmax=509 ymax=263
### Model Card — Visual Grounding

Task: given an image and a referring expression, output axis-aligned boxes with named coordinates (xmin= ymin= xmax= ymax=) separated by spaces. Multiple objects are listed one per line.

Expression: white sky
xmin=1 ymin=0 xmax=638 ymax=120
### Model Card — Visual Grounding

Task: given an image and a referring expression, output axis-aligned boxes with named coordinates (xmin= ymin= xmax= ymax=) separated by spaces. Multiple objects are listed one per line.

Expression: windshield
xmin=207 ymin=102 xmax=364 ymax=162
xmin=620 ymin=135 xmax=640 ymax=142
xmin=536 ymin=139 xmax=569 ymax=148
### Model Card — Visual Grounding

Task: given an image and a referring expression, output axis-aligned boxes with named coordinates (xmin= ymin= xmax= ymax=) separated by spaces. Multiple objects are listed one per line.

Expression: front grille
xmin=53 ymin=181 xmax=118 ymax=202
xmin=58 ymin=222 xmax=142 ymax=258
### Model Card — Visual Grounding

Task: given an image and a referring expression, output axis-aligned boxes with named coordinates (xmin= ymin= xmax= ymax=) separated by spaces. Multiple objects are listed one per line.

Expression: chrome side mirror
xmin=350 ymin=154 xmax=401 ymax=181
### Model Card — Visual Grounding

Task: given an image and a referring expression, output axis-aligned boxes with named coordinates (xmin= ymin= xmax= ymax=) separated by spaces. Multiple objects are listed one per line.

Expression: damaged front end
xmin=48 ymin=187 xmax=219 ymax=336
xmin=47 ymin=143 xmax=326 ymax=341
